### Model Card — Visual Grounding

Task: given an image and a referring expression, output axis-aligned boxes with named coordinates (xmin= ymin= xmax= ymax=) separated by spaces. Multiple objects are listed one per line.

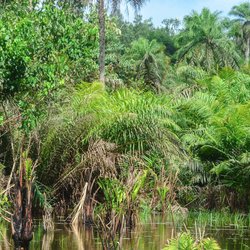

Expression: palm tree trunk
xmin=98 ymin=0 xmax=105 ymax=83
xmin=29 ymin=0 xmax=33 ymax=11
xmin=245 ymin=37 xmax=250 ymax=65
xmin=11 ymin=152 xmax=33 ymax=250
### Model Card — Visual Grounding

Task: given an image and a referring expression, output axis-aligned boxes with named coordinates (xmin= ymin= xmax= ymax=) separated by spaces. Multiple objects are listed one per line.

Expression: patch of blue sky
xmin=122 ymin=0 xmax=246 ymax=26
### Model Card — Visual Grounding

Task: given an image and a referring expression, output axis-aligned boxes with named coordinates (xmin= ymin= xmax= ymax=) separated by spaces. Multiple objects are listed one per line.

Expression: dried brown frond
xmin=53 ymin=139 xmax=121 ymax=193
xmin=83 ymin=139 xmax=120 ymax=178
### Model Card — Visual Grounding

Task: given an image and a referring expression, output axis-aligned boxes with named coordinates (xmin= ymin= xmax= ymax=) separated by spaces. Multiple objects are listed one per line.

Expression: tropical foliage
xmin=163 ymin=232 xmax=221 ymax=250
xmin=0 ymin=1 xmax=250 ymax=246
xmin=176 ymin=8 xmax=240 ymax=71
xmin=230 ymin=2 xmax=250 ymax=63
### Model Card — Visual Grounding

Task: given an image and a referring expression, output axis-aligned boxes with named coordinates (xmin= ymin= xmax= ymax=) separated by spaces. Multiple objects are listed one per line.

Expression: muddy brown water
xmin=0 ymin=214 xmax=250 ymax=250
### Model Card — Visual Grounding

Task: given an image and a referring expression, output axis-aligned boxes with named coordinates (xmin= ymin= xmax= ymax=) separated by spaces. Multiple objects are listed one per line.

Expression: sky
xmin=124 ymin=0 xmax=247 ymax=26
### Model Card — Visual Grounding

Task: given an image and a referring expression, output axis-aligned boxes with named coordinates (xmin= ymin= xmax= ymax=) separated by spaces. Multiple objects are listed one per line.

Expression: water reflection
xmin=0 ymin=215 xmax=250 ymax=250
xmin=42 ymin=230 xmax=54 ymax=250
xmin=0 ymin=223 xmax=11 ymax=250
xmin=71 ymin=224 xmax=99 ymax=250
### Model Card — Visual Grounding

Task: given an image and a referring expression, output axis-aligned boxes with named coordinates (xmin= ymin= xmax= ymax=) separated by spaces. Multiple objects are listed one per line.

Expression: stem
xmin=98 ymin=0 xmax=105 ymax=84
xmin=245 ymin=37 xmax=250 ymax=65
xmin=1 ymin=103 xmax=19 ymax=192
xmin=29 ymin=0 xmax=33 ymax=11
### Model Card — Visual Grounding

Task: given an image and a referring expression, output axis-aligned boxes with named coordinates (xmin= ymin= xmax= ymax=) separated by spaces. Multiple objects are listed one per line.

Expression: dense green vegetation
xmin=163 ymin=232 xmax=221 ymax=250
xmin=0 ymin=1 xmax=250 ymax=245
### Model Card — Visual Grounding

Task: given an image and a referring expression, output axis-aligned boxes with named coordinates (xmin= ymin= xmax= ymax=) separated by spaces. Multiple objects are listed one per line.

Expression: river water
xmin=0 ymin=214 xmax=250 ymax=250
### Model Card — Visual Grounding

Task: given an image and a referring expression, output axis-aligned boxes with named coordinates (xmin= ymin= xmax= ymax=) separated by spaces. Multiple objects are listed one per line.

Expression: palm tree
xmin=178 ymin=69 xmax=250 ymax=200
xmin=127 ymin=38 xmax=167 ymax=91
xmin=229 ymin=2 xmax=250 ymax=64
xmin=176 ymin=8 xmax=240 ymax=71
xmin=97 ymin=0 xmax=148 ymax=83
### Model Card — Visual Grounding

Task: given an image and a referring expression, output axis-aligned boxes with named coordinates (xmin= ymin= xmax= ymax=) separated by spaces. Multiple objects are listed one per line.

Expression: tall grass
xmin=187 ymin=211 xmax=250 ymax=228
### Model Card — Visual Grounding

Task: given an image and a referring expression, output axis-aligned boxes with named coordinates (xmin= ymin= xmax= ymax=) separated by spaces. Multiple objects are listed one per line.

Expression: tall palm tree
xmin=229 ymin=2 xmax=250 ymax=64
xmin=97 ymin=0 xmax=148 ymax=83
xmin=176 ymin=8 xmax=240 ymax=71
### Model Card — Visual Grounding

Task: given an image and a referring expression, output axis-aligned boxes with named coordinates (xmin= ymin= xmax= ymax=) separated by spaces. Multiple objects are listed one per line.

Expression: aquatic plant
xmin=163 ymin=232 xmax=221 ymax=250
xmin=187 ymin=211 xmax=250 ymax=228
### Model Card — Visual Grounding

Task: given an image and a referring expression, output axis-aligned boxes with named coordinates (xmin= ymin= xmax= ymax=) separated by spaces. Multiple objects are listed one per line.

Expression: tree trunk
xmin=98 ymin=0 xmax=105 ymax=83
xmin=11 ymin=153 xmax=33 ymax=250
xmin=29 ymin=0 xmax=33 ymax=11
xmin=245 ymin=37 xmax=250 ymax=65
